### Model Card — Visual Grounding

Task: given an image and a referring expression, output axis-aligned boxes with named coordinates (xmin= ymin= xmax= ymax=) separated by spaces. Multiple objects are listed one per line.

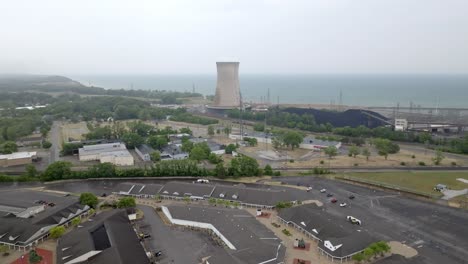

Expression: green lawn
xmin=345 ymin=171 xmax=468 ymax=195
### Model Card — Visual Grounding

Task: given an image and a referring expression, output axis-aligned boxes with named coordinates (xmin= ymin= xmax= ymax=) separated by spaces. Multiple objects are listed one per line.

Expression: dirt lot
xmin=60 ymin=122 xmax=90 ymax=142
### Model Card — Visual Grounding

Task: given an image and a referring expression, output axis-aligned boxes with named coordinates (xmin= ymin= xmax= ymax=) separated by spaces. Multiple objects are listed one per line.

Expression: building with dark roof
xmin=135 ymin=144 xmax=155 ymax=161
xmin=158 ymin=181 xmax=215 ymax=199
xmin=56 ymin=210 xmax=150 ymax=264
xmin=0 ymin=190 xmax=90 ymax=251
xmin=163 ymin=205 xmax=284 ymax=264
xmin=113 ymin=182 xmax=164 ymax=198
xmin=277 ymin=204 xmax=376 ymax=262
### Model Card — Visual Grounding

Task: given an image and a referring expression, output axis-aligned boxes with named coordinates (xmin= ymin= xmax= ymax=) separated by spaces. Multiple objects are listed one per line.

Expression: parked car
xmin=101 ymin=193 xmax=107 ymax=197
xmin=320 ymin=189 xmax=327 ymax=193
xmin=340 ymin=203 xmax=347 ymax=207
xmin=48 ymin=202 xmax=56 ymax=207
xmin=349 ymin=195 xmax=355 ymax=199
xmin=326 ymin=193 xmax=333 ymax=197
xmin=331 ymin=198 xmax=337 ymax=203
xmin=154 ymin=251 xmax=162 ymax=257
xmin=306 ymin=187 xmax=312 ymax=192
xmin=346 ymin=216 xmax=362 ymax=225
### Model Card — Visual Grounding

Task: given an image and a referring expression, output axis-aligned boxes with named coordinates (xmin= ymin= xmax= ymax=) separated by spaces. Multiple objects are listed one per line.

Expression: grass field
xmin=345 ymin=171 xmax=468 ymax=195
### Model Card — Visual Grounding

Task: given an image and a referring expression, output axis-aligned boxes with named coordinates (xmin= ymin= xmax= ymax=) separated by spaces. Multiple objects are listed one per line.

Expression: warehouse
xmin=78 ymin=143 xmax=134 ymax=166
xmin=0 ymin=151 xmax=37 ymax=167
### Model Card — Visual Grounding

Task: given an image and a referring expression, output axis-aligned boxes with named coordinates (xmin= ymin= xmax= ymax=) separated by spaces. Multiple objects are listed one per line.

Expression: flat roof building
xmin=0 ymin=151 xmax=37 ymax=167
xmin=78 ymin=143 xmax=134 ymax=166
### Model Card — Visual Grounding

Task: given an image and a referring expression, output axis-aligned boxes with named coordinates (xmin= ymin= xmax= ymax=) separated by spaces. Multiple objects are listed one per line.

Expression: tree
xmin=190 ymin=146 xmax=208 ymax=162
xmin=88 ymin=162 xmax=116 ymax=178
xmin=228 ymin=155 xmax=259 ymax=177
xmin=352 ymin=253 xmax=364 ymax=263
xmin=362 ymin=147 xmax=371 ymax=161
xmin=215 ymin=163 xmax=226 ymax=178
xmin=207 ymin=125 xmax=215 ymax=136
xmin=71 ymin=217 xmax=81 ymax=227
xmin=433 ymin=149 xmax=445 ymax=165
xmin=179 ymin=127 xmax=192 ymax=135
xmin=181 ymin=138 xmax=194 ymax=152
xmin=363 ymin=247 xmax=374 ymax=261
xmin=223 ymin=126 xmax=231 ymax=137
xmin=323 ymin=146 xmax=338 ymax=159
xmin=25 ymin=164 xmax=38 ymax=177
xmin=225 ymin=143 xmax=237 ymax=154
xmin=208 ymin=153 xmax=221 ymax=164
xmin=147 ymin=135 xmax=168 ymax=150
xmin=29 ymin=249 xmax=43 ymax=263
xmin=41 ymin=161 xmax=72 ymax=181
xmin=282 ymin=131 xmax=303 ymax=150
xmin=42 ymin=140 xmax=52 ymax=149
xmin=150 ymin=151 xmax=161 ymax=162
xmin=117 ymin=197 xmax=136 ymax=208
xmin=121 ymin=132 xmax=144 ymax=149
xmin=253 ymin=123 xmax=265 ymax=132
xmin=348 ymin=145 xmax=360 ymax=158
xmin=373 ymin=138 xmax=400 ymax=160
xmin=0 ymin=141 xmax=17 ymax=154
xmin=49 ymin=226 xmax=66 ymax=239
xmin=264 ymin=164 xmax=273 ymax=175
xmin=79 ymin=192 xmax=99 ymax=208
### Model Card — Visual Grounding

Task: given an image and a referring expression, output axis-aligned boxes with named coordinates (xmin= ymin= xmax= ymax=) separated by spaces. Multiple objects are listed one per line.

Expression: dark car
xmin=154 ymin=251 xmax=162 ymax=257
xmin=349 ymin=195 xmax=355 ymax=199
xmin=326 ymin=193 xmax=333 ymax=197
xmin=48 ymin=202 xmax=56 ymax=207
xmin=331 ymin=198 xmax=337 ymax=203
xmin=101 ymin=193 xmax=107 ymax=197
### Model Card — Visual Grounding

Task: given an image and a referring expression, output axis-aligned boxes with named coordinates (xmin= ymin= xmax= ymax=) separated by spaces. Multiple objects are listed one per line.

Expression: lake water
xmin=71 ymin=74 xmax=468 ymax=108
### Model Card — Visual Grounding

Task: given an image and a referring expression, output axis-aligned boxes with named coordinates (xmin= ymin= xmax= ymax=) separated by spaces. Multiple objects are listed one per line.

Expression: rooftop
xmin=136 ymin=144 xmax=155 ymax=155
xmin=0 ymin=151 xmax=37 ymax=160
xmin=79 ymin=143 xmax=127 ymax=156
xmin=166 ymin=205 xmax=284 ymax=264
xmin=56 ymin=210 xmax=150 ymax=264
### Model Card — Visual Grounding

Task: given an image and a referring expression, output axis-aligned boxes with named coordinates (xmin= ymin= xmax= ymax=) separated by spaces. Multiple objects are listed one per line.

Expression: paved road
xmin=137 ymin=205 xmax=224 ymax=264
xmin=49 ymin=121 xmax=62 ymax=164
xmin=272 ymin=176 xmax=468 ymax=264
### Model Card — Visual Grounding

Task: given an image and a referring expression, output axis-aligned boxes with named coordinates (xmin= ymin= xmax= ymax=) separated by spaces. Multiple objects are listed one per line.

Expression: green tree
xmin=181 ymin=138 xmax=194 ymax=152
xmin=190 ymin=145 xmax=208 ymax=162
xmin=41 ymin=161 xmax=72 ymax=181
xmin=223 ymin=126 xmax=231 ymax=137
xmin=150 ymin=151 xmax=161 ymax=162
xmin=29 ymin=249 xmax=43 ymax=263
xmin=42 ymin=140 xmax=52 ymax=149
xmin=253 ymin=123 xmax=265 ymax=132
xmin=49 ymin=226 xmax=66 ymax=239
xmin=88 ymin=162 xmax=116 ymax=178
xmin=121 ymin=132 xmax=144 ymax=149
xmin=79 ymin=192 xmax=99 ymax=208
xmin=348 ymin=145 xmax=360 ymax=158
xmin=352 ymin=253 xmax=364 ymax=262
xmin=147 ymin=135 xmax=168 ymax=150
xmin=373 ymin=138 xmax=400 ymax=160
xmin=363 ymin=247 xmax=374 ymax=261
xmin=228 ymin=155 xmax=259 ymax=177
xmin=117 ymin=197 xmax=136 ymax=208
xmin=179 ymin=127 xmax=192 ymax=135
xmin=71 ymin=217 xmax=81 ymax=227
xmin=282 ymin=131 xmax=303 ymax=150
xmin=362 ymin=147 xmax=371 ymax=161
xmin=433 ymin=149 xmax=445 ymax=165
xmin=208 ymin=153 xmax=221 ymax=164
xmin=25 ymin=164 xmax=38 ymax=177
xmin=225 ymin=143 xmax=237 ymax=154
xmin=264 ymin=164 xmax=273 ymax=175
xmin=323 ymin=146 xmax=338 ymax=159
xmin=0 ymin=141 xmax=17 ymax=154
xmin=207 ymin=125 xmax=215 ymax=136
xmin=215 ymin=163 xmax=227 ymax=178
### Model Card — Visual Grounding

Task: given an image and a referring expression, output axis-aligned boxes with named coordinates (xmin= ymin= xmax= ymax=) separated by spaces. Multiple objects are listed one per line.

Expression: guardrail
xmin=336 ymin=175 xmax=443 ymax=200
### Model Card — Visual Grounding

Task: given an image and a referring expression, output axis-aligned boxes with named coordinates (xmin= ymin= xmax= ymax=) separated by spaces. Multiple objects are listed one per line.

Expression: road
xmin=272 ymin=176 xmax=468 ymax=264
xmin=49 ymin=121 xmax=62 ymax=164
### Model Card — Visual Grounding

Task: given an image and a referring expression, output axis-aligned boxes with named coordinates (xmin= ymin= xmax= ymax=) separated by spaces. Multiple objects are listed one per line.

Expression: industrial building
xmin=162 ymin=205 xmax=285 ymax=264
xmin=56 ymin=210 xmax=150 ymax=264
xmin=0 ymin=151 xmax=37 ymax=167
xmin=277 ymin=204 xmax=376 ymax=262
xmin=207 ymin=61 xmax=241 ymax=112
xmin=78 ymin=143 xmax=134 ymax=166
xmin=0 ymin=189 xmax=90 ymax=251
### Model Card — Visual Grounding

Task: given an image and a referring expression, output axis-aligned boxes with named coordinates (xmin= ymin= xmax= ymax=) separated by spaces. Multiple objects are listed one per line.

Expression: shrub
xmin=400 ymin=162 xmax=406 ymax=166
xmin=42 ymin=140 xmax=52 ymax=149
xmin=79 ymin=193 xmax=99 ymax=208
xmin=451 ymin=161 xmax=457 ymax=166
xmin=282 ymin=229 xmax=292 ymax=236
xmin=354 ymin=163 xmax=358 ymax=167
xmin=289 ymin=159 xmax=294 ymax=163
xmin=117 ymin=197 xmax=136 ymax=208
xmin=418 ymin=161 xmax=426 ymax=166
xmin=320 ymin=160 xmax=324 ymax=164
xmin=49 ymin=226 xmax=66 ymax=239
xmin=412 ymin=155 xmax=416 ymax=159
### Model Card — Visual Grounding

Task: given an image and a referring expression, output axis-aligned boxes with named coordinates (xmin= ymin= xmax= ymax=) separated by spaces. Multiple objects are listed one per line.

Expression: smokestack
xmin=212 ymin=61 xmax=241 ymax=109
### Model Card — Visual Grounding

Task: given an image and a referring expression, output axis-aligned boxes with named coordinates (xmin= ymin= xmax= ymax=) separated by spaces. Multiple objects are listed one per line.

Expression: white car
xmin=197 ymin=179 xmax=209 ymax=184
xmin=320 ymin=189 xmax=327 ymax=193
xmin=306 ymin=187 xmax=312 ymax=192
xmin=340 ymin=203 xmax=347 ymax=207
xmin=346 ymin=216 xmax=362 ymax=225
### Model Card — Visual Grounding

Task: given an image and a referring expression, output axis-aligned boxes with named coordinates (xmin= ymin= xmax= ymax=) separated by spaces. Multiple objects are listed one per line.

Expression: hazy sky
xmin=1 ymin=0 xmax=468 ymax=75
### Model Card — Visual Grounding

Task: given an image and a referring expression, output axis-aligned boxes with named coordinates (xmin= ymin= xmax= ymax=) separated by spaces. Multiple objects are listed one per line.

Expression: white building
xmin=395 ymin=119 xmax=408 ymax=131
xmin=78 ymin=143 xmax=134 ymax=166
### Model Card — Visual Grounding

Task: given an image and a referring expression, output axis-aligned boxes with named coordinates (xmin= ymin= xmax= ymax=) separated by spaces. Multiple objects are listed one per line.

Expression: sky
xmin=1 ymin=0 xmax=468 ymax=75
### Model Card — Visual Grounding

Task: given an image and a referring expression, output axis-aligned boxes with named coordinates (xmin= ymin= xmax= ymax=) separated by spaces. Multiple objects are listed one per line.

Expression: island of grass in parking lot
xmin=344 ymin=171 xmax=468 ymax=195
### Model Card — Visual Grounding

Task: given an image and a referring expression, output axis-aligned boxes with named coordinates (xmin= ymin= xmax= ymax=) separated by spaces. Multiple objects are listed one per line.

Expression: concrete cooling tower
xmin=211 ymin=61 xmax=241 ymax=109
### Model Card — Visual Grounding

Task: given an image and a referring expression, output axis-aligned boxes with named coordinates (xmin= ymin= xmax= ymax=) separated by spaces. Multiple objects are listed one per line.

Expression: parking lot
xmin=273 ymin=176 xmax=468 ymax=264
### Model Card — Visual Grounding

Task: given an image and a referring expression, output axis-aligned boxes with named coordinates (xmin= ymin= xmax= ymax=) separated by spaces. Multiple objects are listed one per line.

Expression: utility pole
xmin=239 ymin=92 xmax=244 ymax=140
xmin=339 ymin=90 xmax=343 ymax=111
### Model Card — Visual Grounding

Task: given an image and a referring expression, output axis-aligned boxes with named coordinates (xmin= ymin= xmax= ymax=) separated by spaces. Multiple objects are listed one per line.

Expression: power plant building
xmin=208 ymin=61 xmax=241 ymax=111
